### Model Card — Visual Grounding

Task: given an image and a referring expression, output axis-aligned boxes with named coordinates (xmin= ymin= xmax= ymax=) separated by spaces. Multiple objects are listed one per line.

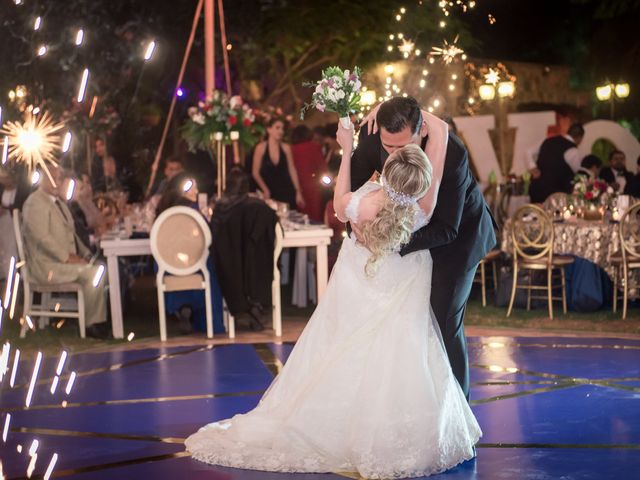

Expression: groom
xmin=351 ymin=96 xmax=496 ymax=399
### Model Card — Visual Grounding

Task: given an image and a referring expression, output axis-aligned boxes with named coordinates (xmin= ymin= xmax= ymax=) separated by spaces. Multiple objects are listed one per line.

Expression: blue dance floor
xmin=1 ymin=337 xmax=639 ymax=479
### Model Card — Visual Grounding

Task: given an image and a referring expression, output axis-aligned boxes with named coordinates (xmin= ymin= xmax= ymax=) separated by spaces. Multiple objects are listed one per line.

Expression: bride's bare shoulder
xmin=357 ymin=190 xmax=384 ymax=223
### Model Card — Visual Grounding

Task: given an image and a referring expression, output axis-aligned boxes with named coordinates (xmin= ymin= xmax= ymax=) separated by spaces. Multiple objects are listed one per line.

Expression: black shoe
xmin=86 ymin=323 xmax=110 ymax=340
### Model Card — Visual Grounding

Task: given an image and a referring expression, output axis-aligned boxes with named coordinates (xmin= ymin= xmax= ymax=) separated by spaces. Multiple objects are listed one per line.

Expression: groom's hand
xmin=359 ymin=104 xmax=380 ymax=135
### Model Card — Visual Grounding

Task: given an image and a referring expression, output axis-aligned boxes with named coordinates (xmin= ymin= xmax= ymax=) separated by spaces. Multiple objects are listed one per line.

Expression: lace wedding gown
xmin=186 ymin=182 xmax=481 ymax=478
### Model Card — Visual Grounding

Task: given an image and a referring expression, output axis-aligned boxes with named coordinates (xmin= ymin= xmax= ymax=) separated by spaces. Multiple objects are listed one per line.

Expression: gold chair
xmin=474 ymin=250 xmax=501 ymax=307
xmin=507 ymin=204 xmax=574 ymax=319
xmin=611 ymin=202 xmax=640 ymax=319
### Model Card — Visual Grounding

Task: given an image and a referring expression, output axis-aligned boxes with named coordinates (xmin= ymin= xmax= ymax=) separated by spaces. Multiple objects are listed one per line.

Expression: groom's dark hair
xmin=377 ymin=97 xmax=422 ymax=135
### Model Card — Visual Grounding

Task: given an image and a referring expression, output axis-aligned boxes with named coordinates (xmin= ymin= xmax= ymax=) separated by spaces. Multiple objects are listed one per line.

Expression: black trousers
xmin=430 ymin=265 xmax=478 ymax=400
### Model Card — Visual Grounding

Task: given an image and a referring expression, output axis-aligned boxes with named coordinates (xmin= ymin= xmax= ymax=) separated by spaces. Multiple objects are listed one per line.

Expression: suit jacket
xmin=210 ymin=196 xmax=279 ymax=315
xmin=599 ymin=167 xmax=636 ymax=195
xmin=351 ymin=128 xmax=497 ymax=277
xmin=21 ymin=189 xmax=91 ymax=284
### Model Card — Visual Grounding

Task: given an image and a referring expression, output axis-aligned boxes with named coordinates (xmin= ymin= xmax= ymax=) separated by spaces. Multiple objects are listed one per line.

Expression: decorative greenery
xmin=573 ymin=176 xmax=610 ymax=203
xmin=180 ymin=90 xmax=263 ymax=152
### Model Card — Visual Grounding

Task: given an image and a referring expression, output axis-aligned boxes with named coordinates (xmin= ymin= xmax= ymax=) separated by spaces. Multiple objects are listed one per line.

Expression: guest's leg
xmin=430 ymin=267 xmax=477 ymax=400
xmin=207 ymin=258 xmax=225 ymax=334
xmin=77 ymin=265 xmax=107 ymax=327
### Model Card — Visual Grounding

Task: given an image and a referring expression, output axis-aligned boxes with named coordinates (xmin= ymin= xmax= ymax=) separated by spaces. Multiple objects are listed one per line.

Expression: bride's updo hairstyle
xmin=361 ymin=144 xmax=432 ymax=276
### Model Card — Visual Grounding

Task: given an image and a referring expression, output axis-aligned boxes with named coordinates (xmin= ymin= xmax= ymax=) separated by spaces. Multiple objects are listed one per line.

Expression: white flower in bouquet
xmin=607 ymin=186 xmax=614 ymax=194
xmin=230 ymin=95 xmax=243 ymax=109
xmin=192 ymin=113 xmax=206 ymax=125
xmin=301 ymin=66 xmax=363 ymax=127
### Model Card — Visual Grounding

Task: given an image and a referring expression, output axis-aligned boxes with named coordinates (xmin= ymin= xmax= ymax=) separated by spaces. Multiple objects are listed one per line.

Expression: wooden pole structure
xmin=145 ymin=0 xmax=204 ymax=197
xmin=204 ymin=0 xmax=216 ymax=98
xmin=217 ymin=0 xmax=232 ymax=96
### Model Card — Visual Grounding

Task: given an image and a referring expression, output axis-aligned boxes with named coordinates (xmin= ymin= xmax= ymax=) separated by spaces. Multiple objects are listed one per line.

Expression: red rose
xmin=203 ymin=104 xmax=212 ymax=112
xmin=243 ymin=118 xmax=252 ymax=127
xmin=229 ymin=116 xmax=238 ymax=125
xmin=585 ymin=191 xmax=593 ymax=200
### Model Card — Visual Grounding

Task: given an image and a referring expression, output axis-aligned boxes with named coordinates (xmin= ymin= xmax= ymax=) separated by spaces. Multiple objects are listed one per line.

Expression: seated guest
xmin=22 ymin=164 xmax=109 ymax=339
xmin=210 ymin=168 xmax=279 ymax=331
xmin=63 ymin=173 xmax=108 ymax=253
xmin=153 ymin=156 xmax=185 ymax=196
xmin=291 ymin=125 xmax=329 ymax=222
xmin=1 ymin=166 xmax=32 ymax=281
xmin=575 ymin=154 xmax=602 ymax=180
xmin=600 ymin=150 xmax=635 ymax=195
xmin=155 ymin=173 xmax=225 ymax=334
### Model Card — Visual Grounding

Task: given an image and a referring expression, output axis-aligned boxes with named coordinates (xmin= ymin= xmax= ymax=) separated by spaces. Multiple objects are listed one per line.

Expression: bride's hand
xmin=336 ymin=123 xmax=354 ymax=153
xmin=359 ymin=103 xmax=381 ymax=135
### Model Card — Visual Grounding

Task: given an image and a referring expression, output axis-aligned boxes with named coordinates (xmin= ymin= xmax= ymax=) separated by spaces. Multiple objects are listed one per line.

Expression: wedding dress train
xmin=186 ymin=183 xmax=481 ymax=478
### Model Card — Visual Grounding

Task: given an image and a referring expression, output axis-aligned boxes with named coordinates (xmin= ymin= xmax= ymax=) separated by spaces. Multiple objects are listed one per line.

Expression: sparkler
xmin=65 ymin=178 xmax=75 ymax=201
xmin=75 ymin=29 xmax=84 ymax=46
xmin=56 ymin=351 xmax=67 ymax=375
xmin=0 ymin=343 xmax=10 ymax=382
xmin=34 ymin=16 xmax=42 ymax=31
xmin=430 ymin=36 xmax=464 ymax=65
xmin=77 ymin=68 xmax=89 ymax=103
xmin=29 ymin=439 xmax=39 ymax=456
xmin=127 ymin=332 xmax=135 ymax=341
xmin=25 ymin=351 xmax=43 ymax=407
xmin=50 ymin=376 xmax=59 ymax=394
xmin=27 ymin=453 xmax=37 ymax=478
xmin=0 ymin=111 xmax=64 ymax=183
xmin=25 ymin=315 xmax=34 ymax=330
xmin=37 ymin=45 xmax=47 ymax=56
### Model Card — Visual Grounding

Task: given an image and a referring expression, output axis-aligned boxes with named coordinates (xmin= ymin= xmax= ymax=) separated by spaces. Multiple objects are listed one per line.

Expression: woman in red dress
xmin=291 ymin=125 xmax=328 ymax=222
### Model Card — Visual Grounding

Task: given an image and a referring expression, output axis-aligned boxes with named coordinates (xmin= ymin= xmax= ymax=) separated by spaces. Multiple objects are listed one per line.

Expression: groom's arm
xmin=399 ymin=148 xmax=467 ymax=256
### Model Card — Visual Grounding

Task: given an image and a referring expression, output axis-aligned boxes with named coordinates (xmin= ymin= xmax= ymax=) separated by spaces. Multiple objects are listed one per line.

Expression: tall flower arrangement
xmin=181 ymin=91 xmax=263 ymax=152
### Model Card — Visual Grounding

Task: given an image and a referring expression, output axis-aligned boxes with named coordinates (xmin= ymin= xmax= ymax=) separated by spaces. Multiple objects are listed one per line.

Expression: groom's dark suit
xmin=351 ymin=128 xmax=496 ymax=399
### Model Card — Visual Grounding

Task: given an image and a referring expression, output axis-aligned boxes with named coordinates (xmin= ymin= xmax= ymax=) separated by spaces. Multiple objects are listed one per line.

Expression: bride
xmin=185 ymin=113 xmax=481 ymax=478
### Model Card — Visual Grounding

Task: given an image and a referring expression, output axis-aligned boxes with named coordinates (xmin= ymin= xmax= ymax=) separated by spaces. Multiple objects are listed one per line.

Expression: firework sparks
xmin=43 ymin=453 xmax=58 ymax=480
xmin=3 ymin=257 xmax=15 ymax=309
xmin=65 ymin=371 xmax=77 ymax=395
xmin=75 ymin=29 xmax=84 ymax=46
xmin=92 ymin=265 xmax=105 ymax=287
xmin=56 ymin=351 xmax=67 ymax=375
xmin=398 ymin=38 xmax=415 ymax=55
xmin=2 ymin=414 xmax=10 ymax=442
xmin=25 ymin=351 xmax=43 ymax=407
xmin=485 ymin=68 xmax=501 ymax=85
xmin=127 ymin=332 xmax=135 ymax=341
xmin=27 ymin=452 xmax=37 ymax=478
xmin=50 ymin=376 xmax=59 ymax=394
xmin=430 ymin=36 xmax=465 ymax=65
xmin=0 ymin=112 xmax=64 ymax=183
xmin=2 ymin=136 xmax=8 ymax=164
xmin=9 ymin=272 xmax=20 ymax=319
xmin=77 ymin=68 xmax=89 ymax=103
xmin=0 ymin=343 xmax=10 ymax=382
xmin=29 ymin=439 xmax=39 ymax=456
xmin=9 ymin=349 xmax=19 ymax=387
xmin=62 ymin=131 xmax=72 ymax=153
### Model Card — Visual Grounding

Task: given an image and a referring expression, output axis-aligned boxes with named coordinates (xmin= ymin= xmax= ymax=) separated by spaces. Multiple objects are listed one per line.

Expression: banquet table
xmin=101 ymin=225 xmax=333 ymax=339
xmin=501 ymin=218 xmax=622 ymax=278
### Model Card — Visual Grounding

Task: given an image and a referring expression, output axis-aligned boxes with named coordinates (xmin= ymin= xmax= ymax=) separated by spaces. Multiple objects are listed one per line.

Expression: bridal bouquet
xmin=301 ymin=66 xmax=363 ymax=127
xmin=181 ymin=90 xmax=263 ymax=152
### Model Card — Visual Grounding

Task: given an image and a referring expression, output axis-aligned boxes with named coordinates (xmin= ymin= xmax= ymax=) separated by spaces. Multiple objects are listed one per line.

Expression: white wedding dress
xmin=186 ymin=182 xmax=481 ymax=478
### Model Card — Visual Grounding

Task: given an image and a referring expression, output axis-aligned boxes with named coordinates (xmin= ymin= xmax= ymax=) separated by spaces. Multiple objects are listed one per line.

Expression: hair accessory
xmin=380 ymin=175 xmax=418 ymax=207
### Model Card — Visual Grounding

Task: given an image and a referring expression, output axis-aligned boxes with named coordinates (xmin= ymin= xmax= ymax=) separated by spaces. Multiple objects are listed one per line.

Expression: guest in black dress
xmin=251 ymin=118 xmax=305 ymax=210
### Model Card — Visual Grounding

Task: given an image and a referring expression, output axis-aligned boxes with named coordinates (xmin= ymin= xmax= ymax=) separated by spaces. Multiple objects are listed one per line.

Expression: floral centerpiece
xmin=181 ymin=90 xmax=263 ymax=152
xmin=572 ymin=177 xmax=609 ymax=203
xmin=301 ymin=66 xmax=362 ymax=127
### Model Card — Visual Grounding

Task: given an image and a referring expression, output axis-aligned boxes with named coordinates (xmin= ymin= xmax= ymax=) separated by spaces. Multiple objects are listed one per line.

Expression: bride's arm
xmin=417 ymin=115 xmax=447 ymax=220
xmin=333 ymin=124 xmax=355 ymax=223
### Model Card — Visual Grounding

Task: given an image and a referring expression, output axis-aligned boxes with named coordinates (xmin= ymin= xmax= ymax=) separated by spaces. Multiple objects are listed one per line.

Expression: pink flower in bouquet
xmin=316 ymin=103 xmax=325 ymax=113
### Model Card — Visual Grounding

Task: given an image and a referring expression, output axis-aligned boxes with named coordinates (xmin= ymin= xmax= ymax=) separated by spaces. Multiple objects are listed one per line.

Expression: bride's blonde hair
xmin=360 ymin=144 xmax=432 ymax=276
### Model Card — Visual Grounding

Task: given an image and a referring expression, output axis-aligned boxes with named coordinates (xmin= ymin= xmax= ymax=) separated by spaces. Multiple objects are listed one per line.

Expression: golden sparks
xmin=484 ymin=68 xmax=501 ymax=86
xmin=0 ymin=111 xmax=64 ymax=184
xmin=430 ymin=35 xmax=465 ymax=65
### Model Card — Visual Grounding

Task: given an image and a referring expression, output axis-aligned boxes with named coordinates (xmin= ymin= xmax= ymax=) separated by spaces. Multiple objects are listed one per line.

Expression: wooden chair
xmin=474 ymin=250 xmax=501 ymax=307
xmin=150 ymin=206 xmax=214 ymax=341
xmin=507 ymin=204 xmax=574 ymax=319
xmin=13 ymin=209 xmax=86 ymax=338
xmin=611 ymin=202 xmax=640 ymax=319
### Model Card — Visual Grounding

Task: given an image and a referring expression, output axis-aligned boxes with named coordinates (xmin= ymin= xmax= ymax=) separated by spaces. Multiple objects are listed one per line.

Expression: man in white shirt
xmin=528 ymin=123 xmax=584 ymax=203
